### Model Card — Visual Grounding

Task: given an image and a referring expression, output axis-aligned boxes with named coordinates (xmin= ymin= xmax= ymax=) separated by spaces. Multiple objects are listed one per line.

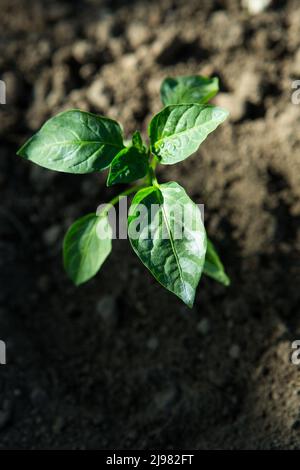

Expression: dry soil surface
xmin=0 ymin=0 xmax=300 ymax=449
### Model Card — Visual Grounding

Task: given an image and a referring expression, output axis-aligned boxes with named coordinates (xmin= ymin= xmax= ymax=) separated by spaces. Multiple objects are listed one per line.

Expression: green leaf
xmin=107 ymin=145 xmax=149 ymax=186
xmin=160 ymin=75 xmax=219 ymax=106
xmin=128 ymin=182 xmax=207 ymax=307
xmin=149 ymin=104 xmax=228 ymax=165
xmin=132 ymin=130 xmax=146 ymax=152
xmin=204 ymin=239 xmax=230 ymax=286
xmin=63 ymin=213 xmax=112 ymax=285
xmin=17 ymin=110 xmax=124 ymax=174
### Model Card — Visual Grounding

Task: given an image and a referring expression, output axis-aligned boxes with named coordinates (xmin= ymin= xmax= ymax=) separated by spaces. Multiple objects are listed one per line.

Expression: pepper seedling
xmin=17 ymin=75 xmax=230 ymax=307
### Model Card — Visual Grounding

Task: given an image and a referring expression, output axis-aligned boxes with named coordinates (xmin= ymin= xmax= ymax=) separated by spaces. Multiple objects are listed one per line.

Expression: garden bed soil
xmin=0 ymin=0 xmax=300 ymax=449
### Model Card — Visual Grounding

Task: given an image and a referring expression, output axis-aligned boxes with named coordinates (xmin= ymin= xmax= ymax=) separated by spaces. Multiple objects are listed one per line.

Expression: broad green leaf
xmin=204 ymin=239 xmax=230 ymax=286
xmin=132 ymin=130 xmax=146 ymax=152
xmin=63 ymin=213 xmax=112 ymax=285
xmin=149 ymin=104 xmax=228 ymax=165
xmin=107 ymin=146 xmax=148 ymax=186
xmin=160 ymin=75 xmax=219 ymax=106
xmin=128 ymin=181 xmax=207 ymax=307
xmin=17 ymin=110 xmax=124 ymax=174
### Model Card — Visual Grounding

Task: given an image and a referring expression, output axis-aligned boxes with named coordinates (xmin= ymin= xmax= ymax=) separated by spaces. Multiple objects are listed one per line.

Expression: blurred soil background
xmin=0 ymin=0 xmax=300 ymax=449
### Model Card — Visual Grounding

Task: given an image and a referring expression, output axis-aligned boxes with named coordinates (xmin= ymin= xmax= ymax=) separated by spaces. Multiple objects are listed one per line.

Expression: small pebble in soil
xmin=79 ymin=63 xmax=97 ymax=80
xmin=229 ymin=344 xmax=241 ymax=359
xmin=197 ymin=318 xmax=211 ymax=335
xmin=127 ymin=22 xmax=152 ymax=49
xmin=147 ymin=336 xmax=159 ymax=351
xmin=215 ymin=92 xmax=246 ymax=122
xmin=87 ymin=78 xmax=111 ymax=110
xmin=96 ymin=295 xmax=117 ymax=322
xmin=43 ymin=225 xmax=61 ymax=246
xmin=72 ymin=40 xmax=97 ymax=64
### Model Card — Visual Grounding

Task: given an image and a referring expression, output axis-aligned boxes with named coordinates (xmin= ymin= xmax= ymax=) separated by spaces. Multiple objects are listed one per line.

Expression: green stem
xmin=147 ymin=151 xmax=159 ymax=187
xmin=151 ymin=155 xmax=159 ymax=171
xmin=99 ymin=185 xmax=146 ymax=218
xmin=148 ymin=167 xmax=159 ymax=187
xmin=107 ymin=184 xmax=145 ymax=207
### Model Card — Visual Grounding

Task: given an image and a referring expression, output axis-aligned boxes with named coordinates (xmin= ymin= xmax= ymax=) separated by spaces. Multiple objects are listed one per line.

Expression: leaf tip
xmin=72 ymin=276 xmax=85 ymax=287
xmin=65 ymin=269 xmax=86 ymax=286
xmin=181 ymin=290 xmax=196 ymax=309
xmin=16 ymin=143 xmax=27 ymax=157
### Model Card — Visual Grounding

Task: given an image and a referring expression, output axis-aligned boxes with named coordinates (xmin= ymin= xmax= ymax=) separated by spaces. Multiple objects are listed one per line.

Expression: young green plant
xmin=17 ymin=75 xmax=230 ymax=308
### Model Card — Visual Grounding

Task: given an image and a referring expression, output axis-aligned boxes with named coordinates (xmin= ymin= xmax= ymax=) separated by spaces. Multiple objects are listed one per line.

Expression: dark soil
xmin=1 ymin=0 xmax=300 ymax=450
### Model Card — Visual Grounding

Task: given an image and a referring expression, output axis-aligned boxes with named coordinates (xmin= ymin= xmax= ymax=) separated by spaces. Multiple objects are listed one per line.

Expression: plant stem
xmin=147 ymin=151 xmax=159 ymax=187
xmin=151 ymin=155 xmax=159 ymax=171
xmin=98 ymin=184 xmax=146 ymax=218
xmin=148 ymin=167 xmax=159 ymax=187
xmin=108 ymin=184 xmax=145 ymax=207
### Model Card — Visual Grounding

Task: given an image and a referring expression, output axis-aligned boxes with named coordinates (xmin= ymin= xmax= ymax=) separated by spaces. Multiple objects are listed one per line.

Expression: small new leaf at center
xmin=107 ymin=145 xmax=149 ymax=186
